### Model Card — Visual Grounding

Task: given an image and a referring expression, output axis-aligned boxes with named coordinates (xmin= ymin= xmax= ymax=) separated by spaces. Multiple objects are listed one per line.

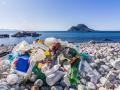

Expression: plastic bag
xmin=12 ymin=41 xmax=30 ymax=53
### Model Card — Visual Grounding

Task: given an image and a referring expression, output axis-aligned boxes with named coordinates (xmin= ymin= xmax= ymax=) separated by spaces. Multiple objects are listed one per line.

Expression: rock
xmin=96 ymin=83 xmax=103 ymax=88
xmin=87 ymin=82 xmax=96 ymax=90
xmin=0 ymin=86 xmax=9 ymax=90
xmin=99 ymin=67 xmax=105 ymax=75
xmin=89 ymin=69 xmax=101 ymax=84
xmin=77 ymin=84 xmax=87 ymax=90
xmin=31 ymin=85 xmax=39 ymax=90
xmin=80 ymin=78 xmax=86 ymax=85
xmin=94 ymin=59 xmax=101 ymax=64
xmin=7 ymin=74 xmax=19 ymax=85
xmin=105 ymin=80 xmax=114 ymax=89
xmin=106 ymin=71 xmax=116 ymax=81
xmin=41 ymin=86 xmax=50 ymax=90
xmin=59 ymin=80 xmax=67 ymax=87
xmin=1 ymin=72 xmax=9 ymax=78
xmin=10 ymin=88 xmax=16 ymax=90
xmin=98 ymin=87 xmax=107 ymax=90
xmin=90 ymin=62 xmax=97 ymax=68
xmin=11 ymin=31 xmax=41 ymax=37
xmin=30 ymin=74 xmax=37 ymax=82
xmin=69 ymin=88 xmax=76 ymax=90
xmin=64 ymin=87 xmax=69 ymax=90
xmin=34 ymin=79 xmax=43 ymax=87
xmin=51 ymin=86 xmax=63 ymax=90
xmin=0 ymin=79 xmax=10 ymax=90
xmin=112 ymin=58 xmax=120 ymax=70
xmin=11 ymin=84 xmax=19 ymax=90
xmin=24 ymin=89 xmax=29 ymax=90
xmin=83 ymin=61 xmax=101 ymax=84
xmin=118 ymin=73 xmax=120 ymax=79
xmin=100 ymin=65 xmax=110 ymax=72
xmin=88 ymin=40 xmax=96 ymax=44
xmin=100 ymin=77 xmax=107 ymax=85
xmin=115 ymin=85 xmax=120 ymax=90
xmin=20 ymin=85 xmax=26 ymax=90
xmin=0 ymin=34 xmax=9 ymax=38
xmin=104 ymin=38 xmax=112 ymax=41
xmin=113 ymin=80 xmax=120 ymax=88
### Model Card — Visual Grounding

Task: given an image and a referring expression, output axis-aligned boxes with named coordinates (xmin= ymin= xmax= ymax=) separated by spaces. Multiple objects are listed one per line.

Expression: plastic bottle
xmin=44 ymin=65 xmax=60 ymax=76
xmin=63 ymin=75 xmax=71 ymax=86
xmin=69 ymin=66 xmax=78 ymax=85
xmin=46 ymin=71 xmax=65 ymax=86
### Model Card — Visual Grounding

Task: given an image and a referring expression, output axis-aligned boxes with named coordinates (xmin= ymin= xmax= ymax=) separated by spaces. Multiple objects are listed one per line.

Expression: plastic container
xmin=46 ymin=71 xmax=65 ymax=86
xmin=16 ymin=55 xmax=30 ymax=73
xmin=44 ymin=65 xmax=60 ymax=76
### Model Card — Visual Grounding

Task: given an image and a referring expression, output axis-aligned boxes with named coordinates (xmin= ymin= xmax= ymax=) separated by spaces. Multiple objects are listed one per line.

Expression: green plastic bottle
xmin=69 ymin=66 xmax=78 ymax=85
xmin=32 ymin=65 xmax=46 ymax=84
xmin=69 ymin=58 xmax=80 ymax=85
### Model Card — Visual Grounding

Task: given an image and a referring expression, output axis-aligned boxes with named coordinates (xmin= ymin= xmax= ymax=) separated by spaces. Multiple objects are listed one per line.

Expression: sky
xmin=0 ymin=0 xmax=120 ymax=31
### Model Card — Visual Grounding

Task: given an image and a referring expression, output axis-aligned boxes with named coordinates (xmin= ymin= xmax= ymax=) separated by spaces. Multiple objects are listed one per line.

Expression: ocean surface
xmin=0 ymin=31 xmax=120 ymax=45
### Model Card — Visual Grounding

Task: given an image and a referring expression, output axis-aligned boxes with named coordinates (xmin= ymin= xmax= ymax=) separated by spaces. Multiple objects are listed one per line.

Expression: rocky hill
xmin=68 ymin=24 xmax=95 ymax=32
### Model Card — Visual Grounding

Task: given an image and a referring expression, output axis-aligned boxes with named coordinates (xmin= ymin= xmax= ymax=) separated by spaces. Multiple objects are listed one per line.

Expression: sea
xmin=0 ymin=31 xmax=120 ymax=45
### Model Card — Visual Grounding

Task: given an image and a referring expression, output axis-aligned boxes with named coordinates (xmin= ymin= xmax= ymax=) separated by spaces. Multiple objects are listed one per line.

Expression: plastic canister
xmin=46 ymin=71 xmax=65 ymax=86
xmin=44 ymin=65 xmax=60 ymax=76
xmin=63 ymin=75 xmax=71 ymax=87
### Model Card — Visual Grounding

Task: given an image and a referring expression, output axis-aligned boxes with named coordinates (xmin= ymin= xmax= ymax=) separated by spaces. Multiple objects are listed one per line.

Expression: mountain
xmin=68 ymin=24 xmax=95 ymax=32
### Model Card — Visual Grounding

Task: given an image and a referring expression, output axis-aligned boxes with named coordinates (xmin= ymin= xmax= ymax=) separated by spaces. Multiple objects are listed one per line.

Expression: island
xmin=11 ymin=31 xmax=41 ymax=37
xmin=0 ymin=34 xmax=9 ymax=38
xmin=68 ymin=24 xmax=94 ymax=32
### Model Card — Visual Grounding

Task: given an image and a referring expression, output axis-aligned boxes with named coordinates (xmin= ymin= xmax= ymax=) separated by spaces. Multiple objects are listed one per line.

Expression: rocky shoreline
xmin=0 ymin=45 xmax=15 ymax=57
xmin=0 ymin=42 xmax=120 ymax=90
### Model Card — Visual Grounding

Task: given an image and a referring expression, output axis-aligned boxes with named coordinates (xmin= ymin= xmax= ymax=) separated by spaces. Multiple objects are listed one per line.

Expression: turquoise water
xmin=0 ymin=31 xmax=120 ymax=45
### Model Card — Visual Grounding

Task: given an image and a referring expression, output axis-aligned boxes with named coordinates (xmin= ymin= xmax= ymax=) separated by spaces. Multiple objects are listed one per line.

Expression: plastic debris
xmin=1 ymin=37 xmax=101 ymax=89
xmin=12 ymin=41 xmax=30 ymax=53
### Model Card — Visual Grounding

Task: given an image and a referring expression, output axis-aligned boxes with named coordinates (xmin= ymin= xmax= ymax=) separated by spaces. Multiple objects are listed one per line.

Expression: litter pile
xmin=0 ymin=38 xmax=117 ymax=90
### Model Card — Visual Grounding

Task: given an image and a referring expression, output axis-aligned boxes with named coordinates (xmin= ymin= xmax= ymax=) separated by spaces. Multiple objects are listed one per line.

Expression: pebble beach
xmin=0 ymin=42 xmax=120 ymax=90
